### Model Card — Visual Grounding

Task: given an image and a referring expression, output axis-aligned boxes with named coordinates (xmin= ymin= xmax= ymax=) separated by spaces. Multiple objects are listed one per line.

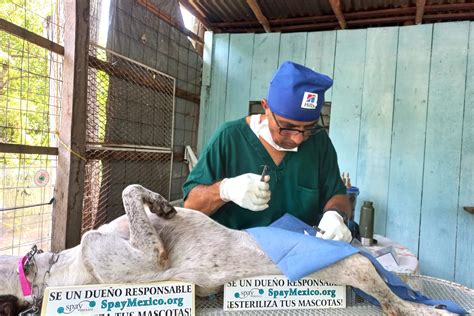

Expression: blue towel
xmin=246 ymin=213 xmax=467 ymax=315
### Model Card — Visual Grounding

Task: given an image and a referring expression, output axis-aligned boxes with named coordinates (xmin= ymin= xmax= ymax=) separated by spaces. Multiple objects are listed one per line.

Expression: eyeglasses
xmin=270 ymin=111 xmax=323 ymax=136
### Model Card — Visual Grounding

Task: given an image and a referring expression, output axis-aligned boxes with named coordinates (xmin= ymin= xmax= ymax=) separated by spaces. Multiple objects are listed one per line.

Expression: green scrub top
xmin=182 ymin=117 xmax=346 ymax=230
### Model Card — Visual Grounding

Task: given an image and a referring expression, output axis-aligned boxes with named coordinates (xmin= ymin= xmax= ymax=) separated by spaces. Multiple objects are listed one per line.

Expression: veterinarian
xmin=183 ymin=61 xmax=352 ymax=242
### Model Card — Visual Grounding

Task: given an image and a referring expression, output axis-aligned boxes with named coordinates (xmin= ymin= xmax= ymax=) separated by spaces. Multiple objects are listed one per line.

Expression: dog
xmin=0 ymin=184 xmax=456 ymax=315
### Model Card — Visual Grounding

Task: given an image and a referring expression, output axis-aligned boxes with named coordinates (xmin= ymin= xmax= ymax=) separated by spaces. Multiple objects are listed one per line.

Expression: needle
xmin=313 ymin=226 xmax=325 ymax=235
xmin=260 ymin=165 xmax=269 ymax=182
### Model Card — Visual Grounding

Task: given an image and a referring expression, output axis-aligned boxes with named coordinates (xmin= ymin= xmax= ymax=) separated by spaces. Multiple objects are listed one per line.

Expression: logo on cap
xmin=301 ymin=92 xmax=318 ymax=110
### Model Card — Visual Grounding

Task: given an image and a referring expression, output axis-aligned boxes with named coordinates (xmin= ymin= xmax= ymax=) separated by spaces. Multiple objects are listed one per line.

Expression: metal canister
xmin=359 ymin=201 xmax=374 ymax=246
xmin=346 ymin=186 xmax=359 ymax=220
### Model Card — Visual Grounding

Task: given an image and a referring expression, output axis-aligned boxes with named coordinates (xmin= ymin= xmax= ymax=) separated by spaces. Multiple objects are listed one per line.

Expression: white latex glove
xmin=316 ymin=211 xmax=352 ymax=242
xmin=219 ymin=173 xmax=271 ymax=211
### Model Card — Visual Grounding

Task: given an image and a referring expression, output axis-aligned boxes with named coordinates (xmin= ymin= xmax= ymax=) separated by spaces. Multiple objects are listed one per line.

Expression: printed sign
xmin=41 ymin=282 xmax=194 ymax=316
xmin=224 ymin=275 xmax=345 ymax=311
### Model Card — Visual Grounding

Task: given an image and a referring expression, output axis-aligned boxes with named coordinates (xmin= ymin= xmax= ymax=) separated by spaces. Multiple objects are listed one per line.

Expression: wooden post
xmin=52 ymin=0 xmax=90 ymax=251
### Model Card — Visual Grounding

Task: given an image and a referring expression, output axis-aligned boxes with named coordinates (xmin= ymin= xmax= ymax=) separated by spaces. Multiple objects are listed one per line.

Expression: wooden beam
xmin=415 ymin=0 xmax=426 ymax=24
xmin=175 ymin=88 xmax=200 ymax=104
xmin=209 ymin=3 xmax=474 ymax=32
xmin=423 ymin=12 xmax=474 ymax=21
xmin=216 ymin=9 xmax=474 ymax=33
xmin=137 ymin=0 xmax=203 ymax=45
xmin=273 ymin=21 xmax=340 ymax=32
xmin=246 ymin=0 xmax=271 ymax=32
xmin=188 ymin=0 xmax=208 ymax=18
xmin=212 ymin=14 xmax=336 ymax=29
xmin=425 ymin=3 xmax=474 ymax=13
xmin=346 ymin=15 xmax=414 ymax=27
xmin=212 ymin=7 xmax=414 ymax=30
xmin=328 ymin=0 xmax=347 ymax=29
xmin=52 ymin=0 xmax=90 ymax=251
xmin=136 ymin=0 xmax=181 ymax=27
xmin=346 ymin=7 xmax=414 ymax=19
xmin=179 ymin=0 xmax=213 ymax=30
xmin=88 ymin=56 xmax=199 ymax=104
xmin=272 ymin=15 xmax=413 ymax=32
xmin=211 ymin=20 xmax=263 ymax=28
xmin=344 ymin=3 xmax=474 ymax=19
xmin=0 ymin=18 xmax=64 ymax=55
xmin=0 ymin=143 xmax=58 ymax=155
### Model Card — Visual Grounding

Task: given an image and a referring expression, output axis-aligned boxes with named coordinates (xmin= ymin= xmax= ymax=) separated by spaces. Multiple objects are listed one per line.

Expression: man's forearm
xmin=323 ymin=194 xmax=352 ymax=219
xmin=183 ymin=182 xmax=226 ymax=215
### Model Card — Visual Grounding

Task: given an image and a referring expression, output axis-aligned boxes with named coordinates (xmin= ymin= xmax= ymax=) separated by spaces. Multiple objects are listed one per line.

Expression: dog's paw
xmin=149 ymin=194 xmax=177 ymax=219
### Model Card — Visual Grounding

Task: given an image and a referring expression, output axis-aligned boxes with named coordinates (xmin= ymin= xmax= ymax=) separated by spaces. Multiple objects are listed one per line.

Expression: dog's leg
xmin=126 ymin=184 xmax=177 ymax=219
xmin=121 ymin=184 xmax=176 ymax=267
xmin=309 ymin=254 xmax=452 ymax=315
xmin=81 ymin=185 xmax=174 ymax=283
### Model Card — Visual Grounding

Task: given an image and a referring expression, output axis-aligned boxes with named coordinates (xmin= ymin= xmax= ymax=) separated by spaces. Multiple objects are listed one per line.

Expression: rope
xmin=54 ymin=130 xmax=87 ymax=161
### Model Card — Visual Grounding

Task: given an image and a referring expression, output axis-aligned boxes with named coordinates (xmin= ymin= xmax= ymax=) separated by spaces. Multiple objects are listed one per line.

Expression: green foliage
xmin=0 ymin=0 xmax=56 ymax=146
xmin=97 ymin=69 xmax=110 ymax=143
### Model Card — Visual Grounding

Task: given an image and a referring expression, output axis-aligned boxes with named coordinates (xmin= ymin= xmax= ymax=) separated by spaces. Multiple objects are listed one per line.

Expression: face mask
xmin=249 ymin=115 xmax=298 ymax=152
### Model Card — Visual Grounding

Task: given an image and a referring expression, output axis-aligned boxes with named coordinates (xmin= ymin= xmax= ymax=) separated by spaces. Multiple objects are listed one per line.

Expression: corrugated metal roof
xmin=179 ymin=0 xmax=474 ymax=33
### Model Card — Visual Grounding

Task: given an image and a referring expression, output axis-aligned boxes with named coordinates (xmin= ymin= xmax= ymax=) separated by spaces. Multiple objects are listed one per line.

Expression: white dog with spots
xmin=0 ymin=185 xmax=456 ymax=315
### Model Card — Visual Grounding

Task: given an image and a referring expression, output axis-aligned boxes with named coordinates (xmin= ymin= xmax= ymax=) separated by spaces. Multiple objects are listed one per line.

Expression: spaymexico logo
xmin=57 ymin=300 xmax=96 ymax=314
xmin=300 ymin=92 xmax=318 ymax=110
xmin=233 ymin=288 xmax=264 ymax=299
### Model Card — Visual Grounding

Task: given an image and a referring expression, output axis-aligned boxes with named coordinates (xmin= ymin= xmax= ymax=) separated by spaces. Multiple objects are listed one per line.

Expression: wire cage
xmin=0 ymin=153 xmax=56 ymax=255
xmin=0 ymin=0 xmax=63 ymax=254
xmin=83 ymin=45 xmax=175 ymax=232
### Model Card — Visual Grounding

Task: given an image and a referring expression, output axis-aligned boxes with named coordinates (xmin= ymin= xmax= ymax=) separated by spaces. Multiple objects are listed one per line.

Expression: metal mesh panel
xmin=196 ymin=293 xmax=381 ymax=316
xmin=0 ymin=0 xmax=64 ymax=45
xmin=0 ymin=153 xmax=56 ymax=255
xmin=408 ymin=275 xmax=474 ymax=313
xmin=0 ymin=0 xmax=63 ymax=254
xmin=83 ymin=149 xmax=172 ymax=230
xmin=0 ymin=32 xmax=63 ymax=147
xmin=83 ymin=45 xmax=175 ymax=232
xmin=87 ymin=45 xmax=175 ymax=148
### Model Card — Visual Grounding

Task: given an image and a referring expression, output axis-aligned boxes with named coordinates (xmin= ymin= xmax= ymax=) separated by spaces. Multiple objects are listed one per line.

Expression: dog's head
xmin=0 ymin=251 xmax=54 ymax=313
xmin=0 ymin=255 xmax=31 ymax=315
xmin=0 ymin=295 xmax=30 ymax=316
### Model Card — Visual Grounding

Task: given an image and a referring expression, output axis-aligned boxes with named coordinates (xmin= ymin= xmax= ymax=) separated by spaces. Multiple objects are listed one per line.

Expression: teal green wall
xmin=197 ymin=22 xmax=474 ymax=288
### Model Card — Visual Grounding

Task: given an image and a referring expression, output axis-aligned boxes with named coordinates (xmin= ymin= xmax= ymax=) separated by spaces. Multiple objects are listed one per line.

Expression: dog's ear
xmin=0 ymin=295 xmax=21 ymax=316
xmin=80 ymin=231 xmax=159 ymax=283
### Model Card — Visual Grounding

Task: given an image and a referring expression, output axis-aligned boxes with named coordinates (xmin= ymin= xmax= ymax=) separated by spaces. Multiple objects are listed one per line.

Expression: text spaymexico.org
xmin=268 ymin=288 xmax=337 ymax=299
xmin=102 ymin=297 xmax=184 ymax=311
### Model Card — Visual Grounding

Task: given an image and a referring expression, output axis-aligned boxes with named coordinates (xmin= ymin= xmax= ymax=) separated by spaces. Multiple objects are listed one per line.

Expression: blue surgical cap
xmin=267 ymin=61 xmax=333 ymax=122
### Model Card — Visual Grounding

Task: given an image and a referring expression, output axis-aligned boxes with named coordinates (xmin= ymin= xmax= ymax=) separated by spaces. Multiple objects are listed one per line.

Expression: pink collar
xmin=18 ymin=256 xmax=33 ymax=301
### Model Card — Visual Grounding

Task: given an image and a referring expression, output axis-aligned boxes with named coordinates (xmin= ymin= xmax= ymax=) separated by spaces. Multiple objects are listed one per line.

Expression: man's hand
xmin=219 ymin=173 xmax=271 ymax=211
xmin=316 ymin=211 xmax=352 ymax=242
